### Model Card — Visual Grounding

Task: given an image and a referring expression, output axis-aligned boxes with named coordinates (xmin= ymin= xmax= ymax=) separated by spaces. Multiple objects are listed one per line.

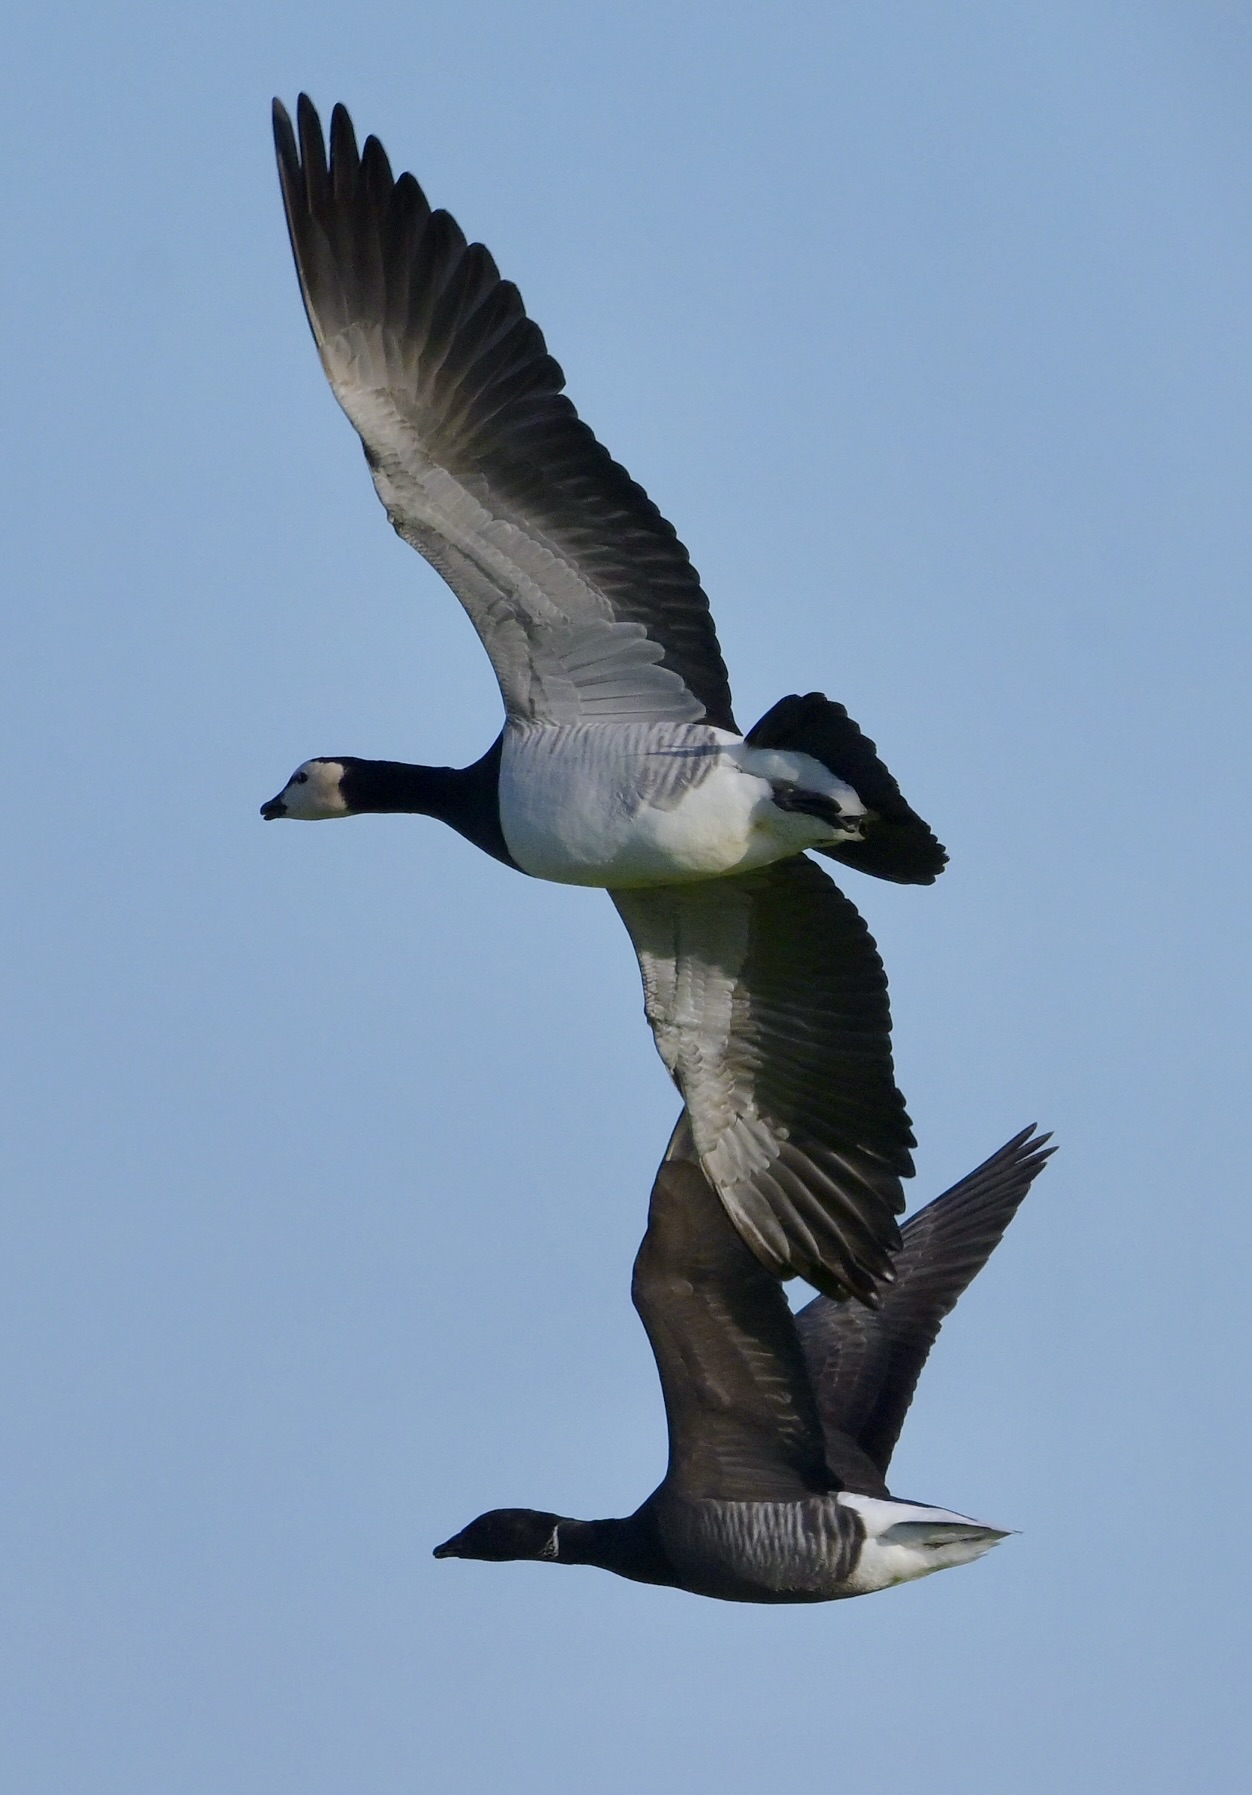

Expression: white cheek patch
xmin=285 ymin=760 xmax=349 ymax=819
xmin=539 ymin=1525 xmax=560 ymax=1560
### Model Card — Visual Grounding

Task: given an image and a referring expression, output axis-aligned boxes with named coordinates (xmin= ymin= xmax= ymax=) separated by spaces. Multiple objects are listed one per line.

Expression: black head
xmin=433 ymin=1508 xmax=566 ymax=1563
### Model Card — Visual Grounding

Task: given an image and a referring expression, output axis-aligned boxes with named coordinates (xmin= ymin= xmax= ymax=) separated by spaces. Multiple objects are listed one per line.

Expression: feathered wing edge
xmin=793 ymin=1125 xmax=1055 ymax=1490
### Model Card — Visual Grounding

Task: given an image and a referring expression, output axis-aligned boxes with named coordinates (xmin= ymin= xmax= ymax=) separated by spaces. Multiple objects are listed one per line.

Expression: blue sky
xmin=3 ymin=3 xmax=1250 ymax=1789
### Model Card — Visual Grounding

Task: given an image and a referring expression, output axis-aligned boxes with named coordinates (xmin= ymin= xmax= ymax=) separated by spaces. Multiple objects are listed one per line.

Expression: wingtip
xmin=271 ymin=95 xmax=295 ymax=158
xmin=1005 ymin=1122 xmax=1058 ymax=1166
xmin=329 ymin=101 xmax=359 ymax=162
xmin=972 ymin=1125 xmax=1058 ymax=1195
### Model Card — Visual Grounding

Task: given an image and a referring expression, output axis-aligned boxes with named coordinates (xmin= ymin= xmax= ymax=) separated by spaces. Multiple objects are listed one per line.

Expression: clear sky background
xmin=3 ymin=3 xmax=1250 ymax=1790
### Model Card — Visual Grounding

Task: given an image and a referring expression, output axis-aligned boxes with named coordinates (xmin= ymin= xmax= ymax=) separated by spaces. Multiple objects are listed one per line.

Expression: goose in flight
xmin=263 ymin=97 xmax=947 ymax=1301
xmin=434 ymin=1120 xmax=1052 ymax=1603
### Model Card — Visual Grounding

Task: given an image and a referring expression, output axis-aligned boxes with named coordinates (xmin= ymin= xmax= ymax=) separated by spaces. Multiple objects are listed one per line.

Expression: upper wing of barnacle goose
xmin=273 ymin=97 xmax=735 ymax=730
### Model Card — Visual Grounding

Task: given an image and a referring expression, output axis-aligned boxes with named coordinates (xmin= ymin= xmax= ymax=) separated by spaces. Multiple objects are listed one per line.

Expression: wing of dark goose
xmin=272 ymin=96 xmax=735 ymax=731
xmin=612 ymin=855 xmax=915 ymax=1304
xmin=793 ymin=1125 xmax=1054 ymax=1493
xmin=632 ymin=1115 xmax=837 ymax=1502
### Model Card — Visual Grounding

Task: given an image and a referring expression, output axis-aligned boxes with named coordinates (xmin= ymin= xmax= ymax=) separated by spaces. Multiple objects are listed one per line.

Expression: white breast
xmin=497 ymin=721 xmax=860 ymax=888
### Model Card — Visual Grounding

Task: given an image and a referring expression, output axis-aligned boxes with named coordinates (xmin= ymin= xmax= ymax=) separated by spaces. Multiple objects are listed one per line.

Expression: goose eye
xmin=294 ymin=772 xmax=309 ymax=784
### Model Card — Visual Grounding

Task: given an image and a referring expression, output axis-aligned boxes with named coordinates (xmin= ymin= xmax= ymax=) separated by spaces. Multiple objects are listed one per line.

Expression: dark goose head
xmin=433 ymin=1509 xmax=675 ymax=1585
xmin=434 ymin=1509 xmax=566 ymax=1563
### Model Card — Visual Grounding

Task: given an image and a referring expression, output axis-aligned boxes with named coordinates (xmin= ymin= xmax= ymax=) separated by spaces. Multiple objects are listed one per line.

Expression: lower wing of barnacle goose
xmin=272 ymin=95 xmax=735 ymax=731
xmin=613 ymin=855 xmax=915 ymax=1302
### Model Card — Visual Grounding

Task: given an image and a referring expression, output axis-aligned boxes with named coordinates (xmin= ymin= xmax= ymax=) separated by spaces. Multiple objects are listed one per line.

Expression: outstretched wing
xmin=612 ymin=855 xmax=915 ymax=1304
xmin=273 ymin=97 xmax=735 ymax=730
xmin=794 ymin=1126 xmax=1054 ymax=1489
xmin=631 ymin=1116 xmax=836 ymax=1502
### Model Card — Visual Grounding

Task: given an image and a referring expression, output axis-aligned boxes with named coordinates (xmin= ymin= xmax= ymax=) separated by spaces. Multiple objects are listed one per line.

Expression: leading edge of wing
xmin=631 ymin=1115 xmax=837 ymax=1502
xmin=272 ymin=97 xmax=736 ymax=730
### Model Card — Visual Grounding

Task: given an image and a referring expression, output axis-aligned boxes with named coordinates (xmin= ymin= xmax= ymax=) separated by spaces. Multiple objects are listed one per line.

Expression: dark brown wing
xmin=631 ymin=1115 xmax=836 ymax=1502
xmin=273 ymin=97 xmax=735 ymax=730
xmin=613 ymin=855 xmax=915 ymax=1304
xmin=793 ymin=1126 xmax=1054 ymax=1491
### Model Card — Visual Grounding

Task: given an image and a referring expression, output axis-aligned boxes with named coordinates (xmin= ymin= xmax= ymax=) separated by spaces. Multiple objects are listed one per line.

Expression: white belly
xmin=497 ymin=721 xmax=860 ymax=888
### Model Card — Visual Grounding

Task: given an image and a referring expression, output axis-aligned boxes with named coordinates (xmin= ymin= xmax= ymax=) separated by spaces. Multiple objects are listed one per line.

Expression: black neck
xmin=338 ymin=734 xmax=517 ymax=869
xmin=556 ymin=1509 xmax=678 ymax=1589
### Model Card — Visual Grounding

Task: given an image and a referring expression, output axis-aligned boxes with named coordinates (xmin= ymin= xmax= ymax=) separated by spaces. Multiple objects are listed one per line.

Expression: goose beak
xmin=260 ymin=795 xmax=287 ymax=820
xmin=432 ymin=1532 xmax=463 ymax=1559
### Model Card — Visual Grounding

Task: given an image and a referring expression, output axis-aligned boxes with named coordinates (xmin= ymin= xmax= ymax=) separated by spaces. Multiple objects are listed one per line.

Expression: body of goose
xmin=435 ymin=1120 xmax=1052 ymax=1603
xmin=263 ymin=97 xmax=947 ymax=1301
xmin=270 ymin=721 xmax=868 ymax=886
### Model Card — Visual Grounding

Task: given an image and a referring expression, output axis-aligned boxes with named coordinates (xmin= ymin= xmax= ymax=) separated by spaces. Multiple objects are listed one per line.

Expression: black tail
xmin=746 ymin=692 xmax=947 ymax=885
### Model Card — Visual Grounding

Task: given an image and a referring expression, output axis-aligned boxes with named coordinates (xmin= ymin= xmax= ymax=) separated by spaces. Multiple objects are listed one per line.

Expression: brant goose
xmin=435 ymin=1118 xmax=1052 ymax=1602
xmin=263 ymin=97 xmax=946 ymax=1300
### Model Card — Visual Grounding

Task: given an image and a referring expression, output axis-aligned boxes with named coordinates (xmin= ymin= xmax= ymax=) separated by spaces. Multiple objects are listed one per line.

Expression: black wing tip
xmin=985 ymin=1122 xmax=1058 ymax=1177
xmin=273 ymin=97 xmax=401 ymax=221
xmin=903 ymin=1123 xmax=1056 ymax=1238
xmin=272 ymin=96 xmax=297 ymax=165
xmin=942 ymin=1123 xmax=1058 ymax=1203
xmin=276 ymin=92 xmax=322 ymax=167
xmin=272 ymin=95 xmax=363 ymax=167
xmin=272 ymin=93 xmax=324 ymax=180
